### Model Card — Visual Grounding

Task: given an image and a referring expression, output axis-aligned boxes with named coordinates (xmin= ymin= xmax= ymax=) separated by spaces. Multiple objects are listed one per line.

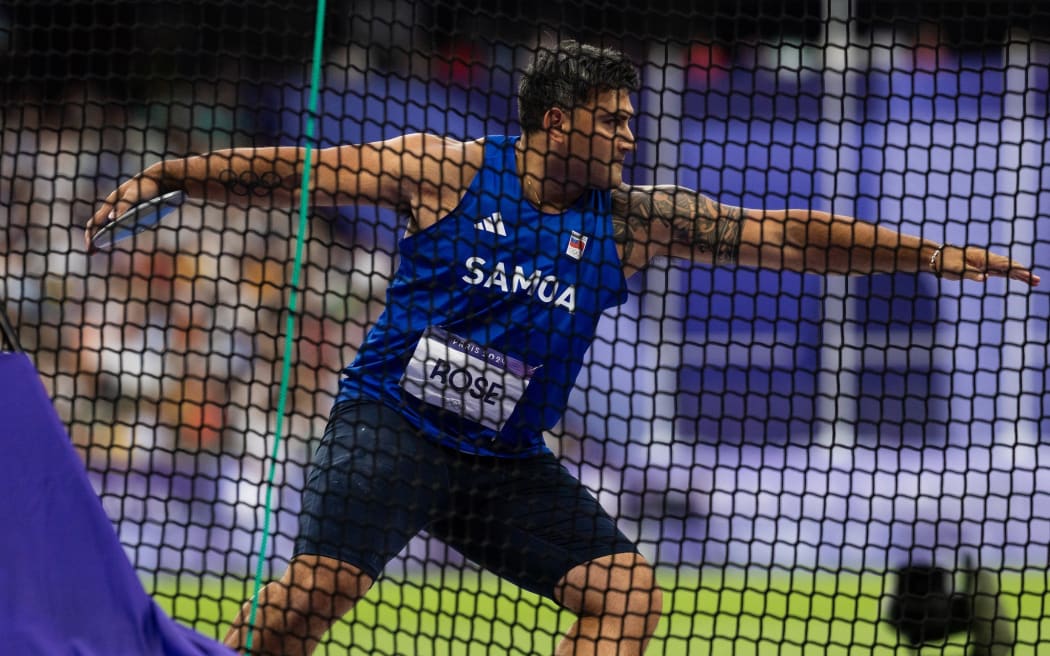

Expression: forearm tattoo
xmin=613 ymin=185 xmax=743 ymax=265
xmin=689 ymin=192 xmax=743 ymax=263
xmin=217 ymin=169 xmax=285 ymax=197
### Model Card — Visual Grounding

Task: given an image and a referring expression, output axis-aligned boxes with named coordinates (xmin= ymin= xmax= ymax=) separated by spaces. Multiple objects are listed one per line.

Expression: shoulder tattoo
xmin=612 ymin=185 xmax=744 ymax=265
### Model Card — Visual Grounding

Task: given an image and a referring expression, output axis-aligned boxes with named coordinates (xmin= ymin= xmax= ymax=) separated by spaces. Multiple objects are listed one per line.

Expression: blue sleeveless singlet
xmin=335 ymin=135 xmax=628 ymax=457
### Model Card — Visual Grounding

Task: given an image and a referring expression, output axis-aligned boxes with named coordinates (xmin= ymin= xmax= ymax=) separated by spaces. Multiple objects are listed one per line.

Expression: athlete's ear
xmin=543 ymin=107 xmax=569 ymax=143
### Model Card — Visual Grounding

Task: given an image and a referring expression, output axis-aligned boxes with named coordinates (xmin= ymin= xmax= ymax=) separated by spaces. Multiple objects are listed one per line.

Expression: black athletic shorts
xmin=294 ymin=399 xmax=638 ymax=601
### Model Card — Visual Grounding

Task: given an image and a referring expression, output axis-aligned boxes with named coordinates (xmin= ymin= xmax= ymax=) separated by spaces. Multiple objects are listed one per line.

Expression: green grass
xmin=147 ymin=567 xmax=1050 ymax=655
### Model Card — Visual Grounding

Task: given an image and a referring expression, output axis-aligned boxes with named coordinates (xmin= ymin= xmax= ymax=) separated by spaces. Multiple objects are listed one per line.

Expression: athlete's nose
xmin=618 ymin=127 xmax=636 ymax=156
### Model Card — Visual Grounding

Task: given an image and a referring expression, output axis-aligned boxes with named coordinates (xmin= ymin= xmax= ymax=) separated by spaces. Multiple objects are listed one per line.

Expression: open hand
xmin=935 ymin=245 xmax=1040 ymax=286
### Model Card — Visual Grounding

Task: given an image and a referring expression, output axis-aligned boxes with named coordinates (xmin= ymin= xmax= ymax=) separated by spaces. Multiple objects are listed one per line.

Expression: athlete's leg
xmin=223 ymin=554 xmax=374 ymax=656
xmin=552 ymin=551 xmax=663 ymax=656
xmin=225 ymin=400 xmax=449 ymax=655
xmin=430 ymin=452 xmax=659 ymax=655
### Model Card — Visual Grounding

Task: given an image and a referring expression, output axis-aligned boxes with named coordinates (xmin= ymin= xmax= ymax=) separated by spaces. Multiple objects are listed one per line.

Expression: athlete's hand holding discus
xmin=86 ymin=148 xmax=304 ymax=253
xmin=86 ymin=171 xmax=167 ymax=252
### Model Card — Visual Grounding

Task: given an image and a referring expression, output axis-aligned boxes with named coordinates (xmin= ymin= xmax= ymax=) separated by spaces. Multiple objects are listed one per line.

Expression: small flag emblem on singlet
xmin=566 ymin=230 xmax=589 ymax=259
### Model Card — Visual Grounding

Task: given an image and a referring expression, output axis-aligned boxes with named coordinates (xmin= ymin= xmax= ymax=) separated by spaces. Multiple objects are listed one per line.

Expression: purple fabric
xmin=0 ymin=352 xmax=236 ymax=655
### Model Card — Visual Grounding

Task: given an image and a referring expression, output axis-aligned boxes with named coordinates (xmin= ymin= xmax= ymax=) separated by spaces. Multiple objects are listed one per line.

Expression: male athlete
xmin=87 ymin=41 xmax=1038 ymax=656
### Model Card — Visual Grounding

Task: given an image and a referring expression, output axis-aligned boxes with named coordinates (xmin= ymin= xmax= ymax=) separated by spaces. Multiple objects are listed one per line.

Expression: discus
xmin=91 ymin=190 xmax=185 ymax=251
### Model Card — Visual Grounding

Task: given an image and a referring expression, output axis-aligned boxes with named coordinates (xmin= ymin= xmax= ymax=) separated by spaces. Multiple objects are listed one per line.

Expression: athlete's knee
xmin=279 ymin=554 xmax=375 ymax=627
xmin=556 ymin=552 xmax=664 ymax=628
xmin=226 ymin=557 xmax=373 ymax=655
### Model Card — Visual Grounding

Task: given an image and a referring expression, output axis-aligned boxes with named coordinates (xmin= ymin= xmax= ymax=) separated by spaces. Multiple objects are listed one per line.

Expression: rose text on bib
xmin=400 ymin=326 xmax=538 ymax=432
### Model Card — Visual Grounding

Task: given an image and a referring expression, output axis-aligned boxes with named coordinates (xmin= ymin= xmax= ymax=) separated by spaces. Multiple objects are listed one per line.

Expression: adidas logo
xmin=475 ymin=211 xmax=506 ymax=236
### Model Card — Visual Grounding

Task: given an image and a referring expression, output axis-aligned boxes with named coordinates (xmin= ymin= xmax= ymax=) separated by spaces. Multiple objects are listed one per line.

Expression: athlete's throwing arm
xmin=87 ymin=135 xmax=483 ymax=248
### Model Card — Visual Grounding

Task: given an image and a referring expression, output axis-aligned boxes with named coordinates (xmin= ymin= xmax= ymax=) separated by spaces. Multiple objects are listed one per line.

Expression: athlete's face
xmin=564 ymin=88 xmax=636 ymax=189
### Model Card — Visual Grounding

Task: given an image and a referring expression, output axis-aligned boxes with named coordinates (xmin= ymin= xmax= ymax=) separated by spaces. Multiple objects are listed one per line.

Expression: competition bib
xmin=400 ymin=326 xmax=538 ymax=432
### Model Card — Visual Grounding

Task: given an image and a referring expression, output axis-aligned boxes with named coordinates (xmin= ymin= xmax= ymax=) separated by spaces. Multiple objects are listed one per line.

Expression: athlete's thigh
xmin=428 ymin=453 xmax=637 ymax=601
xmin=295 ymin=400 xmax=450 ymax=580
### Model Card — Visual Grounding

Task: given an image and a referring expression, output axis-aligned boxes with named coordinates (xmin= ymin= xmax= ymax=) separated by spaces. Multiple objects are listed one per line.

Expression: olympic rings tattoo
xmin=217 ymin=169 xmax=284 ymax=197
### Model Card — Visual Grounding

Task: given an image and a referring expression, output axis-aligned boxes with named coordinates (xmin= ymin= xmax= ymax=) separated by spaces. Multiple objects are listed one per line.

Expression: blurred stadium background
xmin=2 ymin=0 xmax=1049 ymax=653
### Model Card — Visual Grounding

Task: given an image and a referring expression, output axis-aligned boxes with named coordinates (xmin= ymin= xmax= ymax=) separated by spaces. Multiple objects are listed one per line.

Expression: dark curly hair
xmin=518 ymin=40 xmax=640 ymax=133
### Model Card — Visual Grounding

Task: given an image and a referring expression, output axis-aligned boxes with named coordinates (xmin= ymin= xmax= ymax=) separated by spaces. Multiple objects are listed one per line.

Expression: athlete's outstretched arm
xmin=86 ymin=133 xmax=451 ymax=250
xmin=612 ymin=184 xmax=1039 ymax=285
